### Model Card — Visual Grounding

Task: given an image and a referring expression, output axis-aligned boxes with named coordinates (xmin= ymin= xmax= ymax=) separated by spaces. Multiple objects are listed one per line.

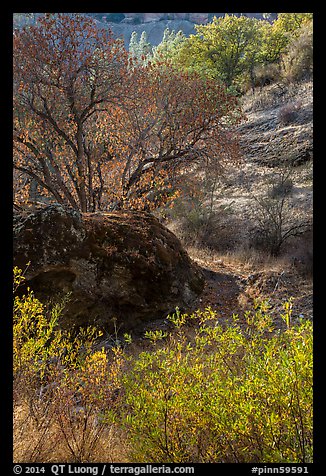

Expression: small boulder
xmin=14 ymin=205 xmax=204 ymax=332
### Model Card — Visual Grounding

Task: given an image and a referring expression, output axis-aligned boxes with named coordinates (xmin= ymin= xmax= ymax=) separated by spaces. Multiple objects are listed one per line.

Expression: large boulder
xmin=13 ymin=205 xmax=204 ymax=332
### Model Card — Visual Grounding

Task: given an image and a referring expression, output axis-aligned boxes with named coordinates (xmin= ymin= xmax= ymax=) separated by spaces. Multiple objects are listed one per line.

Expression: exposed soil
xmin=191 ymin=256 xmax=312 ymax=325
xmin=132 ymin=251 xmax=312 ymax=340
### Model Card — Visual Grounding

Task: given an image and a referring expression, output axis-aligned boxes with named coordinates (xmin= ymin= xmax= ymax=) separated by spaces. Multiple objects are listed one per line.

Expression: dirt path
xmin=190 ymin=259 xmax=248 ymax=318
xmin=111 ymin=253 xmax=312 ymax=345
xmin=187 ymin=255 xmax=313 ymax=329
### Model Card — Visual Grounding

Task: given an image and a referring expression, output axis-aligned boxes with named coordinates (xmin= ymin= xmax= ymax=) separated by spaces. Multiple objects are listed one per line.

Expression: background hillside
xmin=87 ymin=12 xmax=278 ymax=45
xmin=13 ymin=12 xmax=278 ymax=45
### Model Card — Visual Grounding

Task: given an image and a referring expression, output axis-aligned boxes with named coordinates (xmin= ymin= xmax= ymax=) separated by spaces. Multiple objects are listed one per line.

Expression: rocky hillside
xmin=183 ymin=79 xmax=313 ymax=238
xmin=230 ymin=80 xmax=313 ymax=219
xmin=239 ymin=80 xmax=313 ymax=167
xmin=13 ymin=12 xmax=277 ymax=46
xmin=89 ymin=13 xmax=277 ymax=46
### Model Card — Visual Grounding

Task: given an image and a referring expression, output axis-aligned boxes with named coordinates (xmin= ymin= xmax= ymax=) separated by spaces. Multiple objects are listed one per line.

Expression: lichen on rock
xmin=13 ymin=205 xmax=205 ymax=332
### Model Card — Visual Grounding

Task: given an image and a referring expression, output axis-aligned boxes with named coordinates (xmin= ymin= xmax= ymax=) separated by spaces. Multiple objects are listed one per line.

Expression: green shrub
xmin=13 ymin=265 xmax=69 ymax=386
xmin=119 ymin=303 xmax=313 ymax=463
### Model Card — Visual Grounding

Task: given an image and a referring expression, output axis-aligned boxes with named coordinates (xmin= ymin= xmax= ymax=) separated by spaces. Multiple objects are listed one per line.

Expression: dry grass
xmin=241 ymin=79 xmax=313 ymax=114
xmin=14 ymin=400 xmax=130 ymax=463
xmin=186 ymin=244 xmax=292 ymax=275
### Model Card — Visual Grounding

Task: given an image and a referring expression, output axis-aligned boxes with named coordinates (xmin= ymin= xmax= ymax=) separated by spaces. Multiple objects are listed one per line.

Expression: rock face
xmin=14 ymin=205 xmax=205 ymax=332
xmin=99 ymin=13 xmax=277 ymax=47
xmin=103 ymin=19 xmax=197 ymax=47
xmin=14 ymin=13 xmax=278 ymax=47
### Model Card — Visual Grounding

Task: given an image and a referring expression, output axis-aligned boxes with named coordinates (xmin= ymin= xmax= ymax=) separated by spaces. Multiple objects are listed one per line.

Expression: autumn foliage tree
xmin=14 ymin=13 xmax=243 ymax=212
xmin=13 ymin=13 xmax=129 ymax=212
xmin=97 ymin=63 xmax=243 ymax=210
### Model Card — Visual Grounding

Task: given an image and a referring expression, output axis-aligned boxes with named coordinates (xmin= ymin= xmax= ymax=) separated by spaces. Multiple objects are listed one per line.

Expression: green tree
xmin=176 ymin=14 xmax=265 ymax=90
xmin=274 ymin=13 xmax=313 ymax=37
xmin=260 ymin=13 xmax=313 ymax=65
xmin=129 ymin=31 xmax=140 ymax=60
xmin=152 ymin=28 xmax=186 ymax=64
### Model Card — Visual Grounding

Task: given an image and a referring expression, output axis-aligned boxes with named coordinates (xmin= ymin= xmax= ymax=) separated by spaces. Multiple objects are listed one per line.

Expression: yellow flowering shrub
xmin=119 ymin=303 xmax=313 ymax=463
xmin=13 ymin=266 xmax=123 ymax=462
xmin=13 ymin=267 xmax=313 ymax=463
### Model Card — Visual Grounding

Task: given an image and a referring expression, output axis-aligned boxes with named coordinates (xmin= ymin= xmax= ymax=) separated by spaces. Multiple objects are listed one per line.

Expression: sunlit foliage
xmin=118 ymin=304 xmax=313 ymax=463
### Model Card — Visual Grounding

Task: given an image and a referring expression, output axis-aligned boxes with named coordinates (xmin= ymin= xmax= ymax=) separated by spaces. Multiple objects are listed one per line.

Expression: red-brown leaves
xmin=13 ymin=14 xmax=243 ymax=213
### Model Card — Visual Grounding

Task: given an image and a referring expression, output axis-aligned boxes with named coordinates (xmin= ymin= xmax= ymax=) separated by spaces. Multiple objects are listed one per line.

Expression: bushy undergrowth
xmin=168 ymin=198 xmax=236 ymax=251
xmin=118 ymin=304 xmax=313 ymax=463
xmin=14 ymin=267 xmax=313 ymax=463
xmin=163 ymin=170 xmax=238 ymax=252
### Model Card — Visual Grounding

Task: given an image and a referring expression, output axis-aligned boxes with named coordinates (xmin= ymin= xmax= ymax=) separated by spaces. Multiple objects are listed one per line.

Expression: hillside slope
xmin=203 ymin=80 xmax=313 ymax=239
xmin=89 ymin=13 xmax=277 ymax=46
xmin=160 ymin=80 xmax=313 ymax=336
xmin=239 ymin=80 xmax=313 ymax=167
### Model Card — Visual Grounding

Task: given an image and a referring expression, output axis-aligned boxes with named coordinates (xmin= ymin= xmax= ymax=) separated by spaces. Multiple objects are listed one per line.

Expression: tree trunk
xmin=76 ymin=125 xmax=88 ymax=212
